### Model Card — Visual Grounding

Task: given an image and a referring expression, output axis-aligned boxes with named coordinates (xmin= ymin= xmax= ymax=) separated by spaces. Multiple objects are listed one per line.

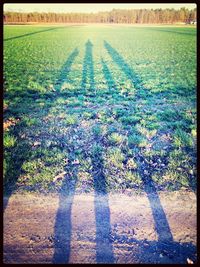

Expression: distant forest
xmin=4 ymin=8 xmax=196 ymax=24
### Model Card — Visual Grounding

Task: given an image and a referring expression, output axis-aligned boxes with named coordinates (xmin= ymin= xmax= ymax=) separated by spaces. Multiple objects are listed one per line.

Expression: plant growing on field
xmin=173 ymin=128 xmax=193 ymax=148
xmin=108 ymin=132 xmax=124 ymax=145
xmin=3 ymin=25 xmax=196 ymax=193
xmin=4 ymin=133 xmax=16 ymax=148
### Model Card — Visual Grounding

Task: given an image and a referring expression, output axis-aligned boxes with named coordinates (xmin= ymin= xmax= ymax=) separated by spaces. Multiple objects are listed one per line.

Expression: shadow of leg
xmin=104 ymin=40 xmax=141 ymax=89
xmin=101 ymin=57 xmax=116 ymax=91
xmin=94 ymin=193 xmax=114 ymax=263
xmin=91 ymin=144 xmax=115 ymax=263
xmin=138 ymin=154 xmax=180 ymax=259
xmin=53 ymin=161 xmax=77 ymax=263
xmin=143 ymin=180 xmax=173 ymax=243
xmin=55 ymin=48 xmax=79 ymax=92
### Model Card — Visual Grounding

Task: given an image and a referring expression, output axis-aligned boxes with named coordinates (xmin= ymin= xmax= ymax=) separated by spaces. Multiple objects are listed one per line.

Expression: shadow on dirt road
xmin=91 ymin=141 xmax=115 ymax=263
xmin=53 ymin=157 xmax=77 ymax=263
xmin=53 ymin=134 xmax=115 ymax=263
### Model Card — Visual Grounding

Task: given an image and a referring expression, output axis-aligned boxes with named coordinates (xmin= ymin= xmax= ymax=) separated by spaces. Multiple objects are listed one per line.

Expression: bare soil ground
xmin=3 ymin=190 xmax=196 ymax=264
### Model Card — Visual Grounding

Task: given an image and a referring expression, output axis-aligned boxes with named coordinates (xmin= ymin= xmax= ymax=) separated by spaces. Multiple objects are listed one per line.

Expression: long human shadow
xmin=101 ymin=57 xmax=116 ymax=91
xmin=53 ymin=146 xmax=78 ymax=264
xmin=4 ymin=27 xmax=64 ymax=41
xmin=127 ymin=152 xmax=197 ymax=262
xmin=53 ymin=135 xmax=114 ymax=263
xmin=142 ymin=174 xmax=173 ymax=243
xmin=104 ymin=40 xmax=143 ymax=92
xmin=3 ymin=48 xmax=79 ymax=213
xmin=91 ymin=142 xmax=115 ymax=263
xmin=137 ymin=153 xmax=179 ymax=254
xmin=55 ymin=48 xmax=79 ymax=92
xmin=81 ymin=39 xmax=95 ymax=93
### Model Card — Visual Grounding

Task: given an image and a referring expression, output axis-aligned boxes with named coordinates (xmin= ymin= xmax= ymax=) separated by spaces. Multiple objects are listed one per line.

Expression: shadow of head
xmin=86 ymin=39 xmax=93 ymax=47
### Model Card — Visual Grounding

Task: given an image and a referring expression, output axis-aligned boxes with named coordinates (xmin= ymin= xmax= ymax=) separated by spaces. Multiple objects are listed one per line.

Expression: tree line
xmin=4 ymin=8 xmax=196 ymax=24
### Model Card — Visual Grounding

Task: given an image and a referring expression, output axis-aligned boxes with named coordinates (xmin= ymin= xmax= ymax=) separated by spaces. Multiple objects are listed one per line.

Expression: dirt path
xmin=3 ymin=190 xmax=196 ymax=264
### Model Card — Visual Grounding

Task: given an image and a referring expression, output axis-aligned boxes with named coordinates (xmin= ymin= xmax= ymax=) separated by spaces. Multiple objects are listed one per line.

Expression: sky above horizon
xmin=4 ymin=3 xmax=196 ymax=13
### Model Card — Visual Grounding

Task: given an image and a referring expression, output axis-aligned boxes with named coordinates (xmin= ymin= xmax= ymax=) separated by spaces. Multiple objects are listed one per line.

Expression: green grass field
xmin=3 ymin=24 xmax=197 ymax=194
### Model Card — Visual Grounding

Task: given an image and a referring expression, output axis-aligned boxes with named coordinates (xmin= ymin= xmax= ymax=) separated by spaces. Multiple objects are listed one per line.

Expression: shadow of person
xmin=104 ymin=40 xmax=148 ymax=100
xmin=81 ymin=39 xmax=95 ymax=93
xmin=53 ymin=132 xmax=115 ymax=263
xmin=55 ymin=48 xmax=79 ymax=93
xmin=101 ymin=57 xmax=116 ymax=92
xmin=104 ymin=40 xmax=141 ymax=89
xmin=91 ymin=142 xmax=115 ymax=263
xmin=3 ymin=48 xmax=79 ymax=213
xmin=136 ymin=153 xmax=196 ymax=263
xmin=53 ymin=145 xmax=78 ymax=264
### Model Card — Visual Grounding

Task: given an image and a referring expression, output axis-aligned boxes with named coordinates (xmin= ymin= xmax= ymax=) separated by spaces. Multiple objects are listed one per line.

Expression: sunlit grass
xmin=3 ymin=25 xmax=196 ymax=193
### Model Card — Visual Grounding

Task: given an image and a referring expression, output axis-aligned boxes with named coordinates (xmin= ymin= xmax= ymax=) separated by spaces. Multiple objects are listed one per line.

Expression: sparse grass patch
xmin=21 ymin=116 xmax=40 ymax=127
xmin=77 ymin=171 xmax=93 ymax=193
xmin=4 ymin=133 xmax=16 ymax=148
xmin=152 ymin=170 xmax=189 ymax=190
xmin=125 ymin=171 xmax=142 ymax=187
xmin=106 ymin=147 xmax=125 ymax=168
xmin=27 ymin=81 xmax=46 ymax=94
xmin=173 ymin=128 xmax=193 ymax=148
xmin=191 ymin=128 xmax=196 ymax=138
xmin=83 ymin=111 xmax=94 ymax=120
xmin=22 ymin=159 xmax=44 ymax=174
xmin=43 ymin=151 xmax=66 ymax=166
xmin=91 ymin=143 xmax=103 ymax=158
xmin=128 ymin=133 xmax=145 ymax=148
xmin=108 ymin=132 xmax=124 ymax=145
xmin=126 ymin=158 xmax=137 ymax=170
xmin=92 ymin=124 xmax=102 ymax=137
xmin=64 ymin=114 xmax=78 ymax=126
xmin=120 ymin=115 xmax=140 ymax=125
xmin=136 ymin=124 xmax=157 ymax=140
